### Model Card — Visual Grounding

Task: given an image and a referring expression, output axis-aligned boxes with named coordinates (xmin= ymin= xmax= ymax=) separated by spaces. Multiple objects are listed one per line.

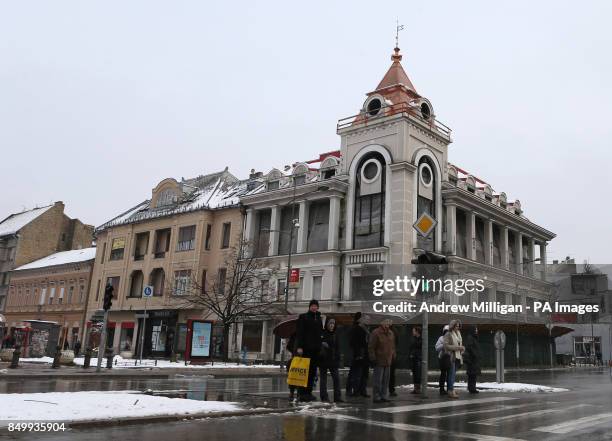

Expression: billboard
xmin=186 ymin=320 xmax=213 ymax=360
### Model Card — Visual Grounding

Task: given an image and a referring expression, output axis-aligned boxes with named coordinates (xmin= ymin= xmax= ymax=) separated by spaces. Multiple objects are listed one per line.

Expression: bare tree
xmin=175 ymin=239 xmax=283 ymax=360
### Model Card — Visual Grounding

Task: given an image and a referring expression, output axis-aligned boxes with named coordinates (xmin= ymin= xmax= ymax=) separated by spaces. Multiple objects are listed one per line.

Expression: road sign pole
xmin=96 ymin=310 xmax=108 ymax=373
xmin=139 ymin=297 xmax=148 ymax=364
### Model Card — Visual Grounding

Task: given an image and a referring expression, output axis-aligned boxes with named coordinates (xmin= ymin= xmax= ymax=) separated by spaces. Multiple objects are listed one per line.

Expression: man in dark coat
xmin=463 ymin=326 xmax=481 ymax=394
xmin=295 ymin=299 xmax=323 ymax=401
xmin=319 ymin=318 xmax=343 ymax=402
xmin=348 ymin=313 xmax=370 ymax=397
xmin=74 ymin=339 xmax=82 ymax=357
xmin=409 ymin=326 xmax=423 ymax=394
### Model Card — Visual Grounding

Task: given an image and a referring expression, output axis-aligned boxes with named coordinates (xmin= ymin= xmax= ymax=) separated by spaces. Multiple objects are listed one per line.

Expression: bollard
xmin=83 ymin=348 xmax=92 ymax=369
xmin=52 ymin=346 xmax=62 ymax=369
xmin=9 ymin=345 xmax=22 ymax=369
xmin=494 ymin=330 xmax=506 ymax=383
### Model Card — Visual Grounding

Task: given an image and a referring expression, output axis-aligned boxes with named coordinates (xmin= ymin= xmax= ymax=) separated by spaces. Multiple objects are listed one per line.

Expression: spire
xmin=375 ymin=46 xmax=417 ymax=92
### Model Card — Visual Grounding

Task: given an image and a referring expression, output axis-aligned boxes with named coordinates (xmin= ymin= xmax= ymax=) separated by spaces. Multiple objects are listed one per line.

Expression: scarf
xmin=450 ymin=329 xmax=463 ymax=363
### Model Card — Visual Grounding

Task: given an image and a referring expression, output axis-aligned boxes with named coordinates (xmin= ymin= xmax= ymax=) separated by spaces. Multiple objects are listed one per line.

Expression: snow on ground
xmin=412 ymin=382 xmax=568 ymax=393
xmin=0 ymin=391 xmax=240 ymax=424
xmin=17 ymin=355 xmax=279 ymax=369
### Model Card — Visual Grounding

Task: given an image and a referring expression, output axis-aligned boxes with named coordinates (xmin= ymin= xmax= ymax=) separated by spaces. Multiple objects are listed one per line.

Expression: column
xmin=485 ymin=219 xmax=493 ymax=265
xmin=540 ymin=242 xmax=548 ymax=281
xmin=468 ymin=212 xmax=476 ymax=260
xmin=343 ymin=267 xmax=352 ymax=301
xmin=516 ymin=232 xmax=523 ymax=275
xmin=445 ymin=204 xmax=457 ymax=255
xmin=260 ymin=321 xmax=267 ymax=354
xmin=528 ymin=237 xmax=536 ymax=277
xmin=245 ymin=208 xmax=256 ymax=256
xmin=501 ymin=226 xmax=509 ymax=270
xmin=296 ymin=201 xmax=309 ymax=253
xmin=269 ymin=206 xmax=280 ymax=256
xmin=327 ymin=196 xmax=341 ymax=250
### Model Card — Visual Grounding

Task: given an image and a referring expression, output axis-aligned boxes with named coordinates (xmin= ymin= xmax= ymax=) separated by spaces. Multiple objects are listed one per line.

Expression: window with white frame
xmin=173 ymin=270 xmax=192 ymax=295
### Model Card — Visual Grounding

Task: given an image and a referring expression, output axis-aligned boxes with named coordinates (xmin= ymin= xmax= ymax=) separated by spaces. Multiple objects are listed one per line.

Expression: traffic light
xmin=103 ymin=283 xmax=114 ymax=311
xmin=411 ymin=251 xmax=448 ymax=295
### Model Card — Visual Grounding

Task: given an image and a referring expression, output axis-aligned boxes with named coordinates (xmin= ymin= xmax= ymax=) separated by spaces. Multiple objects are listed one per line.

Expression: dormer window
xmin=294 ymin=175 xmax=306 ymax=186
xmin=157 ymin=189 xmax=177 ymax=207
xmin=367 ymin=98 xmax=382 ymax=116
xmin=323 ymin=169 xmax=336 ymax=179
xmin=267 ymin=180 xmax=279 ymax=191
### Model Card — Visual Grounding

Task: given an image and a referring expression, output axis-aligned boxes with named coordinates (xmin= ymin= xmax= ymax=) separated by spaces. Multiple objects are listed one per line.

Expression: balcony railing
xmin=337 ymin=102 xmax=452 ymax=138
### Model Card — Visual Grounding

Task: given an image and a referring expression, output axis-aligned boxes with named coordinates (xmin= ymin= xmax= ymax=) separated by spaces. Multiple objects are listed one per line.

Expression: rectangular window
xmin=475 ymin=217 xmax=485 ymax=263
xmin=201 ymin=270 xmax=207 ymax=294
xmin=492 ymin=224 xmax=501 ymax=267
xmin=67 ymin=286 xmax=74 ymax=304
xmin=217 ymin=268 xmax=227 ymax=294
xmin=354 ymin=194 xmax=384 ymax=249
xmin=106 ymin=276 xmax=120 ymax=298
xmin=204 ymin=224 xmax=212 ymax=250
xmin=154 ymin=228 xmax=171 ymax=258
xmin=307 ymin=200 xmax=330 ymax=252
xmin=508 ymin=230 xmax=516 ymax=269
xmin=260 ymin=279 xmax=269 ymax=301
xmin=100 ymin=242 xmax=107 ymax=263
xmin=177 ymin=225 xmax=196 ymax=251
xmin=49 ymin=286 xmax=56 ymax=304
xmin=456 ymin=209 xmax=467 ymax=258
xmin=95 ymin=280 xmax=101 ymax=302
xmin=173 ymin=270 xmax=192 ymax=296
xmin=312 ymin=276 xmax=322 ymax=300
xmin=256 ymin=210 xmax=271 ymax=257
xmin=58 ymin=286 xmax=65 ymax=304
xmin=40 ymin=287 xmax=47 ymax=305
xmin=134 ymin=232 xmax=150 ymax=260
xmin=293 ymin=175 xmax=306 ymax=186
xmin=267 ymin=181 xmax=279 ymax=191
xmin=278 ymin=205 xmax=298 ymax=255
xmin=110 ymin=237 xmax=126 ymax=261
xmin=79 ymin=285 xmax=85 ymax=303
xmin=221 ymin=223 xmax=231 ymax=249
xmin=241 ymin=321 xmax=263 ymax=352
xmin=277 ymin=279 xmax=286 ymax=300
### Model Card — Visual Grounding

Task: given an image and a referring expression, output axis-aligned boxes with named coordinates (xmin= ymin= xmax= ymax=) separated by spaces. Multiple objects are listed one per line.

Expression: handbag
xmin=287 ymin=356 xmax=310 ymax=388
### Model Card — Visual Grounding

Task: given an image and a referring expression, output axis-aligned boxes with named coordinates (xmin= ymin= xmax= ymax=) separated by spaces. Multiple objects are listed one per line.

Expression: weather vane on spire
xmin=395 ymin=19 xmax=404 ymax=49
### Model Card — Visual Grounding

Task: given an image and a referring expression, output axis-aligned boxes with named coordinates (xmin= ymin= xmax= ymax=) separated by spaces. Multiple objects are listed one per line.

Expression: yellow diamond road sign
xmin=413 ymin=213 xmax=437 ymax=238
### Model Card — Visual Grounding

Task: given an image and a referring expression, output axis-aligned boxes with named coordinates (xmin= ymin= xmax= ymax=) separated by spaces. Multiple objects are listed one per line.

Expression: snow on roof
xmin=14 ymin=248 xmax=96 ymax=271
xmin=97 ymin=171 xmax=250 ymax=231
xmin=0 ymin=205 xmax=53 ymax=237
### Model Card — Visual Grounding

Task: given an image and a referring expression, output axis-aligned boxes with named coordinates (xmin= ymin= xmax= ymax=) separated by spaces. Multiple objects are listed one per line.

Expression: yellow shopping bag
xmin=287 ymin=356 xmax=310 ymax=388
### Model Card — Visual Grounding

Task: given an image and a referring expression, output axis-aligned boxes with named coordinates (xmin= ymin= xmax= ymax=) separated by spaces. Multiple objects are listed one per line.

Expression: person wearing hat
xmin=435 ymin=325 xmax=451 ymax=395
xmin=295 ymin=299 xmax=323 ymax=401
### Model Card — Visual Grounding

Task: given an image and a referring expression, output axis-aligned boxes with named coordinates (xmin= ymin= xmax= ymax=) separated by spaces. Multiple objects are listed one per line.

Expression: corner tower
xmin=338 ymin=46 xmax=452 ymax=266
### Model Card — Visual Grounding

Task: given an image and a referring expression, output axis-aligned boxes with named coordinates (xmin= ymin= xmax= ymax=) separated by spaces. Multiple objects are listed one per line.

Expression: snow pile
xmin=0 ymin=391 xmax=240 ymax=424
xmin=418 ymin=382 xmax=568 ymax=393
xmin=18 ymin=355 xmax=279 ymax=369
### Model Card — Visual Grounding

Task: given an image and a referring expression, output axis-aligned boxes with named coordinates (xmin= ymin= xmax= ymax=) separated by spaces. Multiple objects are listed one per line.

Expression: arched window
xmin=417 ymin=156 xmax=437 ymax=252
xmin=128 ymin=270 xmax=144 ymax=298
xmin=353 ymin=152 xmax=385 ymax=249
xmin=149 ymin=268 xmax=165 ymax=296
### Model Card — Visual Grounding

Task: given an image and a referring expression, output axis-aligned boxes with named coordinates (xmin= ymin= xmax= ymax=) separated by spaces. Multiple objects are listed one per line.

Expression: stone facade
xmin=85 ymin=170 xmax=246 ymax=358
xmin=3 ymin=248 xmax=96 ymax=349
xmin=0 ymin=201 xmax=94 ymax=313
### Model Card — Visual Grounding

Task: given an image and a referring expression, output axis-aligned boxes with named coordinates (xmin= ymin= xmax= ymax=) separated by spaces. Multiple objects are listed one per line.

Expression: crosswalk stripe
xmin=422 ymin=404 xmax=528 ymax=419
xmin=319 ymin=414 xmax=527 ymax=441
xmin=471 ymin=404 xmax=593 ymax=426
xmin=532 ymin=412 xmax=612 ymax=434
xmin=372 ymin=396 xmax=517 ymax=413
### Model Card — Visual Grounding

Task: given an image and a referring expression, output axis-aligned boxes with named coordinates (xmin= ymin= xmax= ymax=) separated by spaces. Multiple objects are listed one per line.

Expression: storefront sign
xmin=186 ymin=320 xmax=213 ymax=360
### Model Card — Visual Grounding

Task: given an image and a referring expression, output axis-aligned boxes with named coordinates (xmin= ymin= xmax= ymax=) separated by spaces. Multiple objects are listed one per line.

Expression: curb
xmin=67 ymin=403 xmax=334 ymax=428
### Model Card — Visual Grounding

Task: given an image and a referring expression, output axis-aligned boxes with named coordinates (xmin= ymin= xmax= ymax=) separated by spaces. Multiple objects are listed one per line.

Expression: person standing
xmin=74 ymin=339 xmax=82 ymax=357
xmin=347 ymin=312 xmax=370 ymax=397
xmin=295 ymin=299 xmax=323 ymax=402
xmin=409 ymin=326 xmax=422 ymax=394
xmin=464 ymin=326 xmax=481 ymax=394
xmin=435 ymin=325 xmax=450 ymax=395
xmin=443 ymin=319 xmax=465 ymax=399
xmin=388 ymin=324 xmax=399 ymax=397
xmin=319 ymin=318 xmax=343 ymax=402
xmin=368 ymin=319 xmax=396 ymax=403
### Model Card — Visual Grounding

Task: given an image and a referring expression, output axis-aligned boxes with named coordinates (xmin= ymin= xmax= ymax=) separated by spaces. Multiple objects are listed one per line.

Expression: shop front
xmin=135 ymin=310 xmax=178 ymax=358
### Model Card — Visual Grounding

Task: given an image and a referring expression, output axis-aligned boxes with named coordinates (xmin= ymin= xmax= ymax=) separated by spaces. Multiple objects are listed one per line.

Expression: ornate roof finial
xmin=393 ymin=19 xmax=404 ymax=62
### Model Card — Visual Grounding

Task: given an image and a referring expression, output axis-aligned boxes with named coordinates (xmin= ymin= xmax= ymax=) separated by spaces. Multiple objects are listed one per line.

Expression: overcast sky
xmin=1 ymin=1 xmax=610 ymax=263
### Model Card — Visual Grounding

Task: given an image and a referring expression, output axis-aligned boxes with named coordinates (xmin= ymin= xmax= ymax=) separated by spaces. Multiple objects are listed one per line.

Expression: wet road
xmin=2 ymin=369 xmax=612 ymax=440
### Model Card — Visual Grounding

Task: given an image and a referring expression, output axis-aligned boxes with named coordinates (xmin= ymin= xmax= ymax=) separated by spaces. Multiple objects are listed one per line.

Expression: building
xmin=85 ymin=169 xmax=249 ymax=358
xmin=549 ymin=261 xmax=612 ymax=364
xmin=239 ymin=46 xmax=561 ymax=366
xmin=3 ymin=248 xmax=96 ymax=355
xmin=0 ymin=201 xmax=94 ymax=322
